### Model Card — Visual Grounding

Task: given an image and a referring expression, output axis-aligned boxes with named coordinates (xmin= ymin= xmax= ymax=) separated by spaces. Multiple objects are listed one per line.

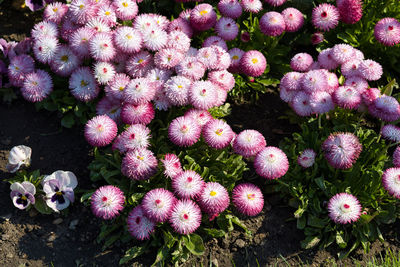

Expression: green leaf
xmin=102 ymin=233 xmax=121 ymax=250
xmin=80 ymin=190 xmax=95 ymax=203
xmin=301 ymin=236 xmax=321 ymax=249
xmin=203 ymin=228 xmax=226 ymax=238
xmin=307 ymin=215 xmax=328 ymax=229
xmin=335 ymin=231 xmax=347 ymax=249
xmin=297 ymin=216 xmax=306 ymax=230
xmin=119 ymin=245 xmax=147 ymax=265
xmin=185 ymin=234 xmax=205 ymax=256
xmin=34 ymin=197 xmax=53 ymax=215
xmin=61 ymin=113 xmax=75 ymax=128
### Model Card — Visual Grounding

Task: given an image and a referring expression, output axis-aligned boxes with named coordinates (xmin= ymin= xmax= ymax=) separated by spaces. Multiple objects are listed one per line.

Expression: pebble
xmin=47 ymin=233 xmax=56 ymax=242
xmin=6 ymin=253 xmax=13 ymax=258
xmin=234 ymin=239 xmax=246 ymax=248
xmin=211 ymin=258 xmax=219 ymax=267
xmin=2 ymin=234 xmax=10 ymax=240
xmin=69 ymin=219 xmax=79 ymax=230
xmin=232 ymin=247 xmax=237 ymax=252
xmin=52 ymin=218 xmax=63 ymax=225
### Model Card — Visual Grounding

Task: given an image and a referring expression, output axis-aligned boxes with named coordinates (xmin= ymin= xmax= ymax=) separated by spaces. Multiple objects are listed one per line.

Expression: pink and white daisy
xmin=172 ymin=170 xmax=204 ymax=200
xmin=84 ymin=115 xmax=117 ymax=147
xmin=328 ymin=193 xmax=362 ymax=224
xmin=44 ymin=2 xmax=69 ymax=24
xmin=331 ymin=44 xmax=355 ymax=65
xmin=164 ymin=75 xmax=192 ymax=106
xmin=119 ymin=124 xmax=151 ymax=152
xmin=333 ymin=86 xmax=361 ymax=109
xmin=85 ymin=17 xmax=111 ymax=33
xmin=113 ymin=26 xmax=142 ymax=54
xmin=189 ymin=80 xmax=218 ymax=110
xmin=358 ymin=59 xmax=383 ymax=81
xmin=343 ymin=76 xmax=368 ymax=94
xmin=325 ymin=72 xmax=340 ymax=94
xmin=241 ymin=0 xmax=263 ymax=13
xmin=121 ymin=102 xmax=155 ymax=125
xmin=96 ymin=97 xmax=122 ymax=123
xmin=300 ymin=70 xmax=328 ymax=93
xmin=175 ymin=57 xmax=206 ymax=81
xmin=381 ymin=125 xmax=400 ymax=143
xmin=8 ymin=54 xmax=35 ymax=87
xmin=290 ymin=53 xmax=313 ymax=72
xmin=61 ymin=18 xmax=80 ymax=41
xmin=233 ymin=129 xmax=266 ymax=158
xmin=141 ymin=188 xmax=176 ymax=223
xmin=190 ymin=3 xmax=217 ymax=31
xmin=21 ymin=70 xmax=53 ymax=102
xmin=198 ymin=182 xmax=230 ymax=220
xmin=96 ymin=4 xmax=117 ymax=27
xmin=280 ymin=72 xmax=303 ymax=91
xmin=312 ymin=4 xmax=339 ymax=31
xmin=33 ymin=36 xmax=59 ymax=64
xmin=168 ymin=116 xmax=201 ymax=147
xmin=218 ymin=0 xmax=242 ymax=19
xmin=280 ymin=87 xmax=296 ymax=103
xmin=133 ymin=14 xmax=157 ymax=33
xmin=203 ymin=36 xmax=228 ymax=51
xmin=239 ymin=50 xmax=267 ymax=77
xmin=208 ymin=70 xmax=235 ymax=91
xmin=232 ymin=183 xmax=264 ymax=216
xmin=142 ymin=28 xmax=168 ymax=52
xmin=291 ymin=91 xmax=313 ymax=117
xmin=374 ymin=18 xmax=400 ymax=46
xmin=254 ymin=146 xmax=289 ymax=179
xmin=167 ymin=18 xmax=193 ymax=38
xmin=126 ymin=51 xmax=154 ymax=78
xmin=31 ymin=21 xmax=59 ymax=39
xmin=91 ymin=185 xmax=125 ymax=220
xmin=260 ymin=12 xmax=286 ymax=37
xmin=318 ymin=48 xmax=339 ymax=70
xmin=310 ymin=91 xmax=335 ymax=114
xmin=169 ymin=199 xmax=202 ymax=235
xmin=154 ymin=48 xmax=185 ymax=70
xmin=196 ymin=47 xmax=219 ymax=70
xmin=322 ymin=132 xmax=362 ymax=169
xmin=184 ymin=109 xmax=213 ymax=127
xmin=89 ymin=32 xmax=116 ymax=61
xmin=282 ymin=7 xmax=304 ymax=32
xmin=69 ymin=27 xmax=96 ymax=59
xmin=369 ymin=96 xmax=400 ymax=122
xmin=161 ymin=153 xmax=183 ymax=179
xmin=113 ymin=0 xmax=138 ymax=21
xmin=104 ymin=73 xmax=131 ymax=101
xmin=213 ymin=46 xmax=231 ymax=71
xmin=69 ymin=0 xmax=96 ymax=25
xmin=215 ymin=17 xmax=239 ymax=41
xmin=93 ymin=61 xmax=115 ymax=85
xmin=50 ymin=45 xmax=81 ymax=77
xmin=228 ymin=48 xmax=245 ymax=73
xmin=202 ymin=119 xmax=234 ymax=149
xmin=341 ymin=59 xmax=362 ymax=78
xmin=152 ymin=14 xmax=170 ymax=30
xmin=127 ymin=205 xmax=155 ymax=240
xmin=297 ymin=149 xmax=316 ymax=168
xmin=362 ymin=88 xmax=381 ymax=106
xmin=265 ymin=0 xmax=286 ymax=6
xmin=165 ymin=30 xmax=191 ymax=53
xmin=69 ymin=67 xmax=100 ymax=102
xmin=393 ymin=147 xmax=400 ymax=167
xmin=124 ymin=78 xmax=156 ymax=105
xmin=121 ymin=148 xmax=158 ymax=180
xmin=337 ymin=0 xmax=363 ymax=25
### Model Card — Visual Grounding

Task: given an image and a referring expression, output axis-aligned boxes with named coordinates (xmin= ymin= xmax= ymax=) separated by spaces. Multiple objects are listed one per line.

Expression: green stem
xmin=276 ymin=179 xmax=290 ymax=188
xmin=318 ymin=114 xmax=322 ymax=129
xmin=376 ymin=121 xmax=385 ymax=143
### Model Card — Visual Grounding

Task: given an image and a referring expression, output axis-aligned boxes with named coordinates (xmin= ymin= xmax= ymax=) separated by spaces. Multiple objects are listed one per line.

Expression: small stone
xmin=211 ymin=258 xmax=218 ymax=267
xmin=253 ymin=251 xmax=257 ymax=256
xmin=2 ymin=234 xmax=10 ymax=240
xmin=234 ymin=239 xmax=246 ymax=248
xmin=69 ymin=219 xmax=79 ymax=230
xmin=232 ymin=247 xmax=237 ymax=252
xmin=47 ymin=233 xmax=56 ymax=242
xmin=6 ymin=253 xmax=13 ymax=258
xmin=52 ymin=218 xmax=63 ymax=225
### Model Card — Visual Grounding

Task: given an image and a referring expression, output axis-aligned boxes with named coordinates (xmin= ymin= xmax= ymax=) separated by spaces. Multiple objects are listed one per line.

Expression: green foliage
xmin=279 ymin=107 xmax=400 ymax=256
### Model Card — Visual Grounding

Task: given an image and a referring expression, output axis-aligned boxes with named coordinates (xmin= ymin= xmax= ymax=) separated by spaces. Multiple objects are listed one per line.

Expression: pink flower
xmin=312 ymin=4 xmax=339 ymax=31
xmin=239 ymin=50 xmax=267 ymax=77
xmin=127 ymin=205 xmax=155 ymax=240
xmin=328 ymin=193 xmax=361 ymax=224
xmin=141 ymin=188 xmax=176 ymax=223
xmin=232 ymin=183 xmax=264 ymax=216
xmin=91 ymin=185 xmax=125 ymax=220
xmin=84 ymin=115 xmax=118 ymax=147
xmin=260 ymin=12 xmax=286 ymax=36
xmin=169 ymin=199 xmax=202 ymax=235
xmin=254 ymin=146 xmax=289 ymax=179
xmin=198 ymin=182 xmax=230 ymax=220
xmin=168 ymin=116 xmax=201 ymax=147
xmin=233 ymin=129 xmax=266 ymax=158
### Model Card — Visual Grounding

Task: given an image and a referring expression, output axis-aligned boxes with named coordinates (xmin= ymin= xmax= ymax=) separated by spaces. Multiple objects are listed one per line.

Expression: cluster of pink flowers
xmin=280 ymin=44 xmax=400 ymax=122
xmin=259 ymin=8 xmax=304 ymax=37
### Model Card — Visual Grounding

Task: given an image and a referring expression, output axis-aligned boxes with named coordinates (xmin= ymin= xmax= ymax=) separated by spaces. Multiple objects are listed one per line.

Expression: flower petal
xmin=43 ymin=179 xmax=60 ymax=195
xmin=57 ymin=171 xmax=78 ymax=189
xmin=63 ymin=189 xmax=75 ymax=203
xmin=10 ymin=182 xmax=24 ymax=193
xmin=21 ymin=181 xmax=36 ymax=195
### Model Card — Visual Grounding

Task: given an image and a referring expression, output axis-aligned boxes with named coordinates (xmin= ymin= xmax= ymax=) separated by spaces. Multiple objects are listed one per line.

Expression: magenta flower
xmin=337 ymin=0 xmax=363 ymax=24
xmin=10 ymin=181 xmax=36 ymax=210
xmin=161 ymin=153 xmax=183 ymax=179
xmin=254 ymin=146 xmax=289 ymax=179
xmin=84 ymin=115 xmax=118 ymax=147
xmin=172 ymin=170 xmax=204 ymax=200
xmin=374 ymin=18 xmax=400 ymax=46
xmin=198 ymin=182 xmax=230 ymax=220
xmin=168 ymin=116 xmax=201 ymax=147
xmin=239 ymin=50 xmax=267 ymax=77
xmin=382 ymin=168 xmax=400 ymax=199
xmin=127 ymin=205 xmax=155 ymax=240
xmin=169 ymin=199 xmax=202 ymax=235
xmin=232 ymin=183 xmax=264 ymax=216
xmin=121 ymin=148 xmax=158 ymax=180
xmin=91 ymin=186 xmax=125 ymax=220
xmin=328 ymin=193 xmax=362 ymax=224
xmin=312 ymin=4 xmax=339 ymax=31
xmin=141 ymin=188 xmax=176 ymax=223
xmin=260 ymin=12 xmax=286 ymax=37
xmin=297 ymin=149 xmax=317 ymax=168
xmin=393 ymin=147 xmax=400 ymax=167
xmin=233 ymin=129 xmax=266 ymax=158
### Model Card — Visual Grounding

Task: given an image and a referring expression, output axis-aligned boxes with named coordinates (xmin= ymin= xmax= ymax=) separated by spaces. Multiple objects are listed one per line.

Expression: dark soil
xmin=1 ymin=2 xmax=400 ymax=267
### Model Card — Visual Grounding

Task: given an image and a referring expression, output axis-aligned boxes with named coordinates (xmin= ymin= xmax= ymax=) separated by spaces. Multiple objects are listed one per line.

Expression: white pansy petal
xmin=45 ymin=198 xmax=59 ymax=212
xmin=6 ymin=163 xmax=22 ymax=173
xmin=8 ymin=145 xmax=32 ymax=165
xmin=58 ymin=171 xmax=78 ymax=189
xmin=10 ymin=182 xmax=25 ymax=193
xmin=21 ymin=181 xmax=36 ymax=195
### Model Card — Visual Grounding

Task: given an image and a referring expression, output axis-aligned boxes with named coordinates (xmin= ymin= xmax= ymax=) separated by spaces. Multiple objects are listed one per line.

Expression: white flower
xmin=6 ymin=145 xmax=32 ymax=173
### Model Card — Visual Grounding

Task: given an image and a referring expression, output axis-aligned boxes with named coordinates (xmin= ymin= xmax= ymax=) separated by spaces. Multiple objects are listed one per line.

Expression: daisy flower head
xmin=233 ymin=129 xmax=266 ymax=158
xmin=175 ymin=57 xmax=206 ymax=81
xmin=96 ymin=97 xmax=122 ymax=123
xmin=381 ymin=124 xmax=400 ymax=143
xmin=113 ymin=26 xmax=142 ymax=54
xmin=240 ymin=50 xmax=267 ymax=77
xmin=374 ymin=18 xmax=400 ymax=46
xmin=393 ymin=147 xmax=400 ymax=167
xmin=154 ymin=48 xmax=185 ymax=70
xmin=265 ymin=0 xmax=286 ymax=6
xmin=297 ymin=149 xmax=317 ymax=168
xmin=89 ymin=32 xmax=116 ymax=61
xmin=311 ymin=32 xmax=325 ymax=45
xmin=184 ymin=109 xmax=213 ymax=127
xmin=343 ymin=76 xmax=368 ymax=94
xmin=91 ymin=185 xmax=125 ymax=220
xmin=203 ymin=119 xmax=234 ymax=149
xmin=369 ymin=95 xmax=400 ymax=122
xmin=282 ymin=7 xmax=304 ymax=33
xmin=69 ymin=27 xmax=96 ymax=59
xmin=341 ymin=59 xmax=362 ymax=78
xmin=228 ymin=48 xmax=245 ymax=73
xmin=291 ymin=91 xmax=313 ymax=117
xmin=215 ymin=17 xmax=239 ymax=41
xmin=189 ymin=80 xmax=218 ymax=110
xmin=169 ymin=199 xmax=202 ymax=235
xmin=96 ymin=4 xmax=117 ymax=27
xmin=310 ymin=91 xmax=335 ymax=114
xmin=21 ymin=70 xmax=53 ymax=102
xmin=119 ymin=124 xmax=151 ymax=151
xmin=337 ymin=0 xmax=363 ymax=25
xmin=172 ymin=170 xmax=205 ymax=199
xmin=213 ymin=46 xmax=231 ymax=71
xmin=121 ymin=148 xmax=158 ymax=180
xmin=190 ymin=3 xmax=217 ymax=31
xmin=325 ymin=71 xmax=339 ymax=94
xmin=167 ymin=18 xmax=193 ymax=38
xmin=280 ymin=72 xmax=303 ymax=91
xmin=322 ymin=132 xmax=362 ymax=169
xmin=280 ymin=87 xmax=296 ymax=103
xmin=331 ymin=44 xmax=355 ymax=65
xmin=164 ymin=75 xmax=192 ymax=106
xmin=166 ymin=30 xmax=191 ymax=53
xmin=61 ymin=18 xmax=80 ymax=41
xmin=84 ymin=115 xmax=117 ymax=147
xmin=290 ymin=53 xmax=313 ymax=72
xmin=104 ymin=73 xmax=131 ymax=101
xmin=333 ymin=86 xmax=361 ymax=109
xmin=260 ymin=12 xmax=286 ymax=37
xmin=50 ymin=45 xmax=81 ymax=77
xmin=93 ymin=61 xmax=115 ymax=85
xmin=254 ymin=146 xmax=289 ymax=179
xmin=151 ymin=14 xmax=170 ymax=30
xmin=69 ymin=67 xmax=100 ymax=102
xmin=232 ymin=183 xmax=264 ymax=216
xmin=153 ymin=88 xmax=171 ymax=111
xmin=382 ymin=167 xmax=400 ymax=199
xmin=312 ymin=3 xmax=339 ymax=31
xmin=161 ymin=153 xmax=183 ymax=179
xmin=241 ymin=32 xmax=251 ymax=42
xmin=31 ymin=21 xmax=59 ymax=39
xmin=113 ymin=0 xmax=138 ymax=21
xmin=214 ymin=86 xmax=228 ymax=107
xmin=208 ymin=70 xmax=235 ymax=91
xmin=126 ymin=51 xmax=154 ymax=78
xmin=318 ymin=48 xmax=339 ymax=70
xmin=300 ymin=70 xmax=328 ymax=93
xmin=328 ymin=193 xmax=362 ymax=224
xmin=124 ymin=78 xmax=156 ymax=105
xmin=241 ymin=0 xmax=263 ymax=14
xmin=141 ymin=188 xmax=176 ymax=223
xmin=85 ymin=17 xmax=111 ymax=33
xmin=33 ymin=36 xmax=59 ymax=64
xmin=203 ymin=36 xmax=228 ymax=52
xmin=218 ymin=0 xmax=243 ymax=19
xmin=127 ymin=205 xmax=155 ymax=240
xmin=168 ymin=115 xmax=201 ymax=147
xmin=133 ymin=14 xmax=158 ymax=33
xmin=121 ymin=102 xmax=155 ymax=125
xmin=198 ymin=182 xmax=229 ymax=220
xmin=142 ymin=27 xmax=168 ymax=52
xmin=8 ymin=54 xmax=35 ymax=87
xmin=358 ymin=59 xmax=383 ymax=81
xmin=196 ymin=47 xmax=219 ymax=70
xmin=44 ymin=2 xmax=69 ymax=24
xmin=146 ymin=68 xmax=172 ymax=84
xmin=362 ymin=87 xmax=381 ymax=106
xmin=68 ymin=0 xmax=96 ymax=25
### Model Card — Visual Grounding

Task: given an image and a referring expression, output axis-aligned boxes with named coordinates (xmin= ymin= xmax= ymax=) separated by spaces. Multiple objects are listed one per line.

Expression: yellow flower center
xmin=15 ymin=66 xmax=19 ymax=70
xmin=52 ymin=7 xmax=58 ymax=12
xmin=209 ymin=191 xmax=217 ymax=196
xmin=199 ymin=10 xmax=208 ymax=16
xmin=105 ymin=11 xmax=110 ymax=16
xmin=122 ymin=2 xmax=128 ymax=7
xmin=252 ymin=58 xmax=258 ymax=64
xmin=232 ymin=55 xmax=239 ymax=60
xmin=138 ymin=59 xmax=144 ymax=63
xmin=21 ymin=195 xmax=27 ymax=201
xmin=137 ymin=155 xmax=144 ymax=160
xmin=177 ymin=85 xmax=183 ymax=89
xmin=215 ymin=129 xmax=223 ymax=136
xmin=119 ymin=86 xmax=125 ymax=91
xmin=81 ymin=80 xmax=89 ymax=87
xmin=247 ymin=193 xmax=255 ymax=200
xmin=125 ymin=34 xmax=132 ymax=40
xmin=56 ymin=191 xmax=63 ymax=196
xmin=61 ymin=55 xmax=69 ymax=62
xmin=79 ymin=4 xmax=84 ymax=9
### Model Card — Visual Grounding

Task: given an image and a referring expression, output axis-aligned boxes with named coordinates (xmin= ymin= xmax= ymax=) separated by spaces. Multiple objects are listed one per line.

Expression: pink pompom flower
xmin=297 ymin=149 xmax=317 ymax=168
xmin=332 ymin=86 xmax=362 ymax=109
xmin=374 ymin=18 xmax=400 ymax=46
xmin=84 ymin=115 xmax=118 ymax=147
xmin=282 ymin=7 xmax=304 ymax=32
xmin=312 ymin=3 xmax=339 ymax=31
xmin=218 ymin=0 xmax=242 ymax=19
xmin=69 ymin=67 xmax=100 ymax=102
xmin=232 ymin=183 xmax=264 ymax=216
xmin=169 ymin=199 xmax=202 ymax=235
xmin=127 ymin=205 xmax=156 ymax=240
xmin=393 ymin=147 xmax=400 ymax=167
xmin=233 ymin=129 xmax=266 ymax=158
xmin=141 ymin=188 xmax=176 ymax=223
xmin=172 ymin=170 xmax=205 ymax=200
xmin=202 ymin=119 xmax=235 ymax=149
xmin=161 ymin=153 xmax=183 ymax=179
xmin=190 ymin=3 xmax=217 ymax=32
xmin=381 ymin=124 xmax=400 ymax=143
xmin=382 ymin=168 xmax=400 ymax=199
xmin=91 ymin=185 xmax=125 ymax=220
xmin=358 ymin=59 xmax=383 ymax=81
xmin=215 ymin=17 xmax=239 ymax=41
xmin=328 ymin=193 xmax=362 ymax=224
xmin=369 ymin=95 xmax=400 ymax=122
xmin=198 ymin=182 xmax=230 ymax=220
xmin=240 ymin=50 xmax=267 ymax=77
xmin=337 ymin=0 xmax=363 ymax=25
xmin=260 ymin=12 xmax=286 ymax=37
xmin=241 ymin=0 xmax=263 ymax=14
xmin=21 ymin=70 xmax=53 ymax=103
xmin=121 ymin=148 xmax=158 ymax=180
xmin=290 ymin=53 xmax=313 ymax=72
xmin=8 ymin=54 xmax=35 ymax=87
xmin=189 ymin=80 xmax=218 ymax=110
xmin=254 ymin=146 xmax=289 ymax=179
xmin=168 ymin=116 xmax=201 ymax=147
